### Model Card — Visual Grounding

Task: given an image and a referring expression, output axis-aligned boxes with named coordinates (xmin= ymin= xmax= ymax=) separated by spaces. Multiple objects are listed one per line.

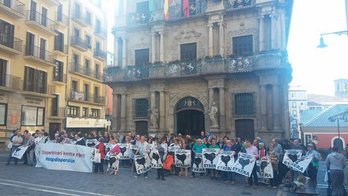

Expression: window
xmin=0 ymin=19 xmax=15 ymax=48
xmin=91 ymin=108 xmax=100 ymax=118
xmin=71 ymin=80 xmax=78 ymax=92
xmin=24 ymin=66 xmax=47 ymax=93
xmin=95 ymin=19 xmax=101 ymax=33
xmin=25 ymin=32 xmax=35 ymax=56
xmin=74 ymin=3 xmax=80 ymax=18
xmin=136 ymin=1 xmax=149 ymax=15
xmin=94 ymin=86 xmax=99 ymax=102
xmin=234 ymin=93 xmax=255 ymax=115
xmin=0 ymin=103 xmax=7 ymax=125
xmin=54 ymin=31 xmax=64 ymax=52
xmin=292 ymin=110 xmax=297 ymax=117
xmin=292 ymin=102 xmax=296 ymax=108
xmin=74 ymin=28 xmax=80 ymax=38
xmin=57 ymin=4 xmax=63 ymax=22
xmin=73 ymin=54 xmax=79 ymax=65
xmin=53 ymin=60 xmax=63 ymax=82
xmin=85 ymin=35 xmax=91 ymax=48
xmin=84 ymin=84 xmax=89 ymax=101
xmin=135 ymin=49 xmax=149 ymax=66
xmin=51 ymin=95 xmax=59 ymax=116
xmin=263 ymin=15 xmax=271 ymax=51
xmin=85 ymin=59 xmax=90 ymax=75
xmin=67 ymin=106 xmax=79 ymax=117
xmin=135 ymin=98 xmax=149 ymax=118
xmin=86 ymin=12 xmax=92 ymax=25
xmin=180 ymin=43 xmax=197 ymax=61
xmin=95 ymin=64 xmax=100 ymax=79
xmin=21 ymin=106 xmax=45 ymax=126
xmin=0 ymin=59 xmax=7 ymax=86
xmin=232 ymin=35 xmax=253 ymax=56
xmin=82 ymin=107 xmax=88 ymax=117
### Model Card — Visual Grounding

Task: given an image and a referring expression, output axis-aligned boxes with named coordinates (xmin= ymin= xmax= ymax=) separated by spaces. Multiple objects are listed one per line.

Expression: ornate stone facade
xmin=107 ymin=0 xmax=293 ymax=143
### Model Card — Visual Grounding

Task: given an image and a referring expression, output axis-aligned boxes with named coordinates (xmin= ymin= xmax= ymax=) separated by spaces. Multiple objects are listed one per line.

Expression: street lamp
xmin=328 ymin=110 xmax=348 ymax=151
xmin=317 ymin=30 xmax=348 ymax=48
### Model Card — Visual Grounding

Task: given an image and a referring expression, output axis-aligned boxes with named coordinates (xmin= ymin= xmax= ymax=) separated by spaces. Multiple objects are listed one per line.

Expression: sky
xmin=288 ymin=0 xmax=348 ymax=95
xmin=105 ymin=0 xmax=348 ymax=96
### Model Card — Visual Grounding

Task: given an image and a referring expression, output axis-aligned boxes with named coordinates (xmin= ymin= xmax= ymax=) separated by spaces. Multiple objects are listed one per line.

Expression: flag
xmin=183 ymin=0 xmax=189 ymax=17
xmin=164 ymin=0 xmax=170 ymax=20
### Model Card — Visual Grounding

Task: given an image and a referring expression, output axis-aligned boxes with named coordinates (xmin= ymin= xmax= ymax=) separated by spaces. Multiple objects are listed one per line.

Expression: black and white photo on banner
xmin=192 ymin=153 xmax=206 ymax=173
xmin=202 ymin=148 xmax=220 ymax=169
xmin=232 ymin=152 xmax=256 ymax=177
xmin=256 ymin=156 xmax=273 ymax=179
xmin=150 ymin=149 xmax=163 ymax=169
xmin=215 ymin=151 xmax=235 ymax=172
xmin=134 ymin=154 xmax=152 ymax=175
xmin=175 ymin=149 xmax=191 ymax=168
xmin=282 ymin=149 xmax=313 ymax=173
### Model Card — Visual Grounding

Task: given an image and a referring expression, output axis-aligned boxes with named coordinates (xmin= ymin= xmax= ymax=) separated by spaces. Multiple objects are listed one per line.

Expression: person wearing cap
xmin=305 ymin=142 xmax=321 ymax=188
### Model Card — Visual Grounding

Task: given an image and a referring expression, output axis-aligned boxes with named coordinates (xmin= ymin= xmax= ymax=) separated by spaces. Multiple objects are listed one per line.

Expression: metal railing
xmin=0 ymin=0 xmax=24 ymax=15
xmin=0 ymin=74 xmax=21 ymax=91
xmin=68 ymin=90 xmax=105 ymax=104
xmin=105 ymin=51 xmax=289 ymax=82
xmin=93 ymin=96 xmax=105 ymax=104
xmin=127 ymin=12 xmax=150 ymax=25
xmin=54 ymin=44 xmax=68 ymax=54
xmin=70 ymin=36 xmax=90 ymax=50
xmin=52 ymin=73 xmax=66 ymax=83
xmin=25 ymin=10 xmax=57 ymax=32
xmin=72 ymin=11 xmax=89 ymax=26
xmin=25 ymin=44 xmax=55 ymax=64
xmin=166 ymin=2 xmax=206 ymax=21
xmin=70 ymin=63 xmax=103 ymax=80
xmin=23 ymin=82 xmax=52 ymax=94
xmin=94 ymin=28 xmax=107 ymax=38
xmin=93 ymin=49 xmax=107 ymax=60
xmin=0 ymin=32 xmax=22 ymax=52
xmin=224 ymin=0 xmax=253 ymax=10
xmin=56 ymin=12 xmax=68 ymax=26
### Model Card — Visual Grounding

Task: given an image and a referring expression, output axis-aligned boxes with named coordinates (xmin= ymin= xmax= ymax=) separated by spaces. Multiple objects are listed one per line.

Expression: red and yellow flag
xmin=164 ymin=0 xmax=172 ymax=20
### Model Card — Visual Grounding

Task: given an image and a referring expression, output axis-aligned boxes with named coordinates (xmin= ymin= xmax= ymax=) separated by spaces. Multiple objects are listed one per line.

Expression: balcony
xmin=69 ymin=63 xmax=103 ymax=81
xmin=54 ymin=44 xmax=68 ymax=55
xmin=93 ymin=49 xmax=107 ymax=61
xmin=127 ymin=12 xmax=150 ymax=25
xmin=0 ymin=33 xmax=23 ymax=55
xmin=94 ymin=28 xmax=107 ymax=39
xmin=0 ymin=0 xmax=24 ymax=18
xmin=22 ymin=83 xmax=53 ymax=97
xmin=166 ymin=3 xmax=206 ymax=22
xmin=70 ymin=37 xmax=90 ymax=51
xmin=224 ymin=0 xmax=253 ymax=10
xmin=71 ymin=11 xmax=89 ymax=27
xmin=52 ymin=73 xmax=67 ymax=84
xmin=0 ymin=75 xmax=21 ymax=92
xmin=105 ymin=51 xmax=289 ymax=82
xmin=24 ymin=45 xmax=56 ymax=65
xmin=50 ymin=107 xmax=65 ymax=119
xmin=25 ymin=10 xmax=58 ymax=35
xmin=94 ymin=96 xmax=105 ymax=105
xmin=56 ymin=13 xmax=68 ymax=27
xmin=68 ymin=90 xmax=104 ymax=105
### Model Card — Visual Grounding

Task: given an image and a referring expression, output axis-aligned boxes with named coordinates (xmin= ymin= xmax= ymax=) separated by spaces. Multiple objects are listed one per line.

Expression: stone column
xmin=112 ymin=93 xmax=118 ymax=131
xmin=120 ymin=94 xmax=126 ymax=131
xmin=208 ymin=24 xmax=213 ymax=56
xmin=271 ymin=14 xmax=277 ymax=49
xmin=208 ymin=88 xmax=214 ymax=108
xmin=219 ymin=87 xmax=226 ymax=130
xmin=150 ymin=91 xmax=156 ymax=109
xmin=159 ymin=32 xmax=165 ymax=62
xmin=259 ymin=15 xmax=264 ymax=51
xmin=260 ymin=85 xmax=267 ymax=130
xmin=219 ymin=21 xmax=225 ymax=57
xmin=122 ymin=37 xmax=127 ymax=67
xmin=159 ymin=91 xmax=165 ymax=129
xmin=273 ymin=84 xmax=280 ymax=130
xmin=114 ymin=38 xmax=119 ymax=66
xmin=151 ymin=32 xmax=156 ymax=63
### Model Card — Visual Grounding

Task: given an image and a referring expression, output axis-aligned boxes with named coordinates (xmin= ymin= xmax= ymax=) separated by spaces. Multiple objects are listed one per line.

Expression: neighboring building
xmin=307 ymin=94 xmax=348 ymax=110
xmin=0 ymin=0 xmax=108 ymax=139
xmin=288 ymin=86 xmax=307 ymax=139
xmin=334 ymin=79 xmax=348 ymax=99
xmin=106 ymin=0 xmax=293 ymax=143
xmin=105 ymin=52 xmax=114 ymax=122
xmin=301 ymin=104 xmax=348 ymax=150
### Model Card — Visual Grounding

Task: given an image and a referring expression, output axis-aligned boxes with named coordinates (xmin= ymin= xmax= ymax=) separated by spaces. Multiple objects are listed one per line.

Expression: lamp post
xmin=329 ymin=111 xmax=348 ymax=151
xmin=317 ymin=30 xmax=348 ymax=48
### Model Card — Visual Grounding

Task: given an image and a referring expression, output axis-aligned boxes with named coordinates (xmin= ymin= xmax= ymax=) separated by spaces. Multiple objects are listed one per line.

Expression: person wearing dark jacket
xmin=155 ymin=142 xmax=166 ymax=181
xmin=75 ymin=133 xmax=86 ymax=146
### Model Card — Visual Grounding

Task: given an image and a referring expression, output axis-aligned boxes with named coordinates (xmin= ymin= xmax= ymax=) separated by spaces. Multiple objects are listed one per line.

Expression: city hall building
xmin=106 ymin=0 xmax=293 ymax=143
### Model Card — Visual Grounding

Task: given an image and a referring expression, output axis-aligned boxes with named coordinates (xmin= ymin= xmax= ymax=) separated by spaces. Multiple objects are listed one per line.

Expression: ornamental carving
xmin=174 ymin=29 xmax=202 ymax=40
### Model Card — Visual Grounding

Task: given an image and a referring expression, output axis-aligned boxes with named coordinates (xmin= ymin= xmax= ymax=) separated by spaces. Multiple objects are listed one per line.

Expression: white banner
xmin=192 ymin=153 xmax=206 ymax=173
xmin=257 ymin=156 xmax=273 ymax=179
xmin=118 ymin=143 xmax=131 ymax=160
xmin=283 ymin=150 xmax=312 ymax=173
xmin=174 ymin=149 xmax=191 ymax=168
xmin=232 ymin=152 xmax=256 ymax=177
xmin=150 ymin=149 xmax=163 ymax=169
xmin=202 ymin=148 xmax=220 ymax=169
xmin=35 ymin=143 xmax=93 ymax=173
xmin=86 ymin=139 xmax=98 ymax=147
xmin=134 ymin=154 xmax=152 ymax=174
xmin=215 ymin=151 xmax=235 ymax=172
xmin=12 ymin=146 xmax=29 ymax=159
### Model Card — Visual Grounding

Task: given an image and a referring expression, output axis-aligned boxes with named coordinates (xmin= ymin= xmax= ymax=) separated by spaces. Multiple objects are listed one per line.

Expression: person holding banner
xmin=208 ymin=138 xmax=220 ymax=180
xmin=191 ymin=139 xmax=206 ymax=178
xmin=305 ymin=143 xmax=321 ymax=188
xmin=179 ymin=141 xmax=190 ymax=177
xmin=94 ymin=137 xmax=106 ymax=173
xmin=6 ymin=130 xmax=23 ymax=165
xmin=245 ymin=139 xmax=259 ymax=188
xmin=269 ymin=138 xmax=283 ymax=188
xmin=135 ymin=136 xmax=150 ymax=178
xmin=155 ymin=141 xmax=166 ymax=181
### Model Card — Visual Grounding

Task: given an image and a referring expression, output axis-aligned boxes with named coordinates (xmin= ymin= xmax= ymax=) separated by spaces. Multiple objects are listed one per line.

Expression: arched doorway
xmin=175 ymin=96 xmax=205 ymax=137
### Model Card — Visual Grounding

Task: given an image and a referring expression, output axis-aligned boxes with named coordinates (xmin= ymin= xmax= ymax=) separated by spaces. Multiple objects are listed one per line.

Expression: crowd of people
xmin=5 ymin=129 xmax=347 ymax=195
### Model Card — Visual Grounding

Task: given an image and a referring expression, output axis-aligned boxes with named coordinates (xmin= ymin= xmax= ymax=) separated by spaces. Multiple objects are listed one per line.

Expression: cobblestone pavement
xmin=0 ymin=152 xmax=346 ymax=196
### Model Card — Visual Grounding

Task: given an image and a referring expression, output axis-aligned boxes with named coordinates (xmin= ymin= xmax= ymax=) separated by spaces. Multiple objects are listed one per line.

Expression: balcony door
xmin=0 ymin=59 xmax=7 ymax=86
xmin=0 ymin=20 xmax=14 ymax=48
xmin=40 ymin=38 xmax=46 ymax=60
xmin=3 ymin=0 xmax=11 ymax=7
xmin=30 ymin=0 xmax=37 ymax=21
xmin=26 ymin=32 xmax=35 ymax=55
xmin=41 ymin=7 xmax=48 ymax=27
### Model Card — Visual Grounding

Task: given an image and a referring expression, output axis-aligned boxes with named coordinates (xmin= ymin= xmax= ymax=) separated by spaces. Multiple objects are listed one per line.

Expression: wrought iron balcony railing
xmin=224 ymin=0 xmax=253 ymax=10
xmin=105 ymin=51 xmax=289 ymax=82
xmin=166 ymin=2 xmax=206 ymax=21
xmin=25 ymin=44 xmax=55 ymax=64
xmin=25 ymin=10 xmax=58 ymax=32
xmin=127 ymin=12 xmax=150 ymax=25
xmin=0 ymin=32 xmax=23 ymax=53
xmin=52 ymin=73 xmax=66 ymax=83
xmin=68 ymin=90 xmax=105 ymax=104
xmin=23 ymin=82 xmax=52 ymax=94
xmin=0 ymin=0 xmax=24 ymax=16
xmin=69 ymin=63 xmax=102 ymax=80
xmin=70 ymin=36 xmax=90 ymax=50
xmin=94 ymin=49 xmax=107 ymax=60
xmin=94 ymin=28 xmax=107 ymax=39
xmin=56 ymin=12 xmax=68 ymax=26
xmin=0 ymin=74 xmax=21 ymax=91
xmin=72 ymin=11 xmax=90 ymax=26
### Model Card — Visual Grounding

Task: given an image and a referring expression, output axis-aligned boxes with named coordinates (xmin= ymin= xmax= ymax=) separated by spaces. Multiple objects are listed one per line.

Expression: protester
xmin=94 ymin=137 xmax=105 ymax=173
xmin=245 ymin=139 xmax=259 ymax=188
xmin=208 ymin=138 xmax=220 ymax=180
xmin=135 ymin=136 xmax=150 ymax=178
xmin=155 ymin=141 xmax=166 ymax=181
xmin=75 ymin=133 xmax=86 ymax=146
xmin=269 ymin=138 xmax=283 ymax=188
xmin=6 ymin=130 xmax=23 ymax=165
xmin=191 ymin=139 xmax=206 ymax=178
xmin=326 ymin=146 xmax=347 ymax=196
xmin=305 ymin=143 xmax=321 ymax=188
xmin=179 ymin=140 xmax=189 ymax=177
xmin=223 ymin=140 xmax=236 ymax=184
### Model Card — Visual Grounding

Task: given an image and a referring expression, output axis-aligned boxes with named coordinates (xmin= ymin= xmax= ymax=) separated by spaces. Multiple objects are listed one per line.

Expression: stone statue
xmin=150 ymin=107 xmax=159 ymax=129
xmin=209 ymin=102 xmax=218 ymax=128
